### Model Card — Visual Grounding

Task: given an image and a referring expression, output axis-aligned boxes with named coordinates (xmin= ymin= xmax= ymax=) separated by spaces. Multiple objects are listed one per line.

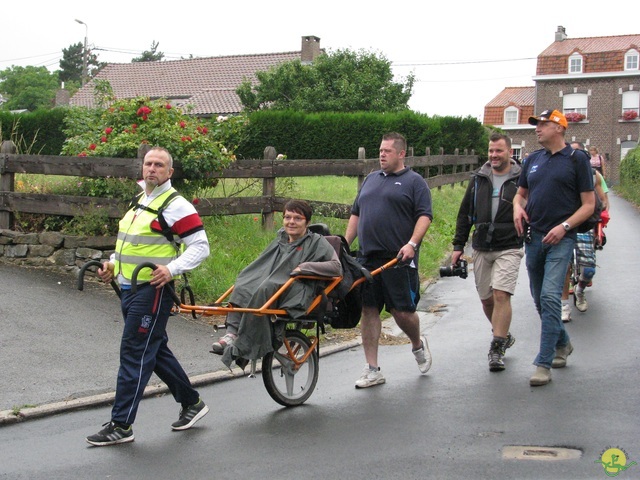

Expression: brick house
xmin=483 ymin=26 xmax=640 ymax=184
xmin=69 ymin=36 xmax=323 ymax=117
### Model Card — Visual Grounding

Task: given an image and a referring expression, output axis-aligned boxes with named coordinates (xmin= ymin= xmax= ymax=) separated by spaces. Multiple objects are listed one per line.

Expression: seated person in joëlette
xmin=211 ymin=199 xmax=342 ymax=368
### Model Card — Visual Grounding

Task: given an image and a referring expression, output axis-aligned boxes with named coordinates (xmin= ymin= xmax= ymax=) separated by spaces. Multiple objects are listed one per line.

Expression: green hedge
xmin=1 ymin=107 xmax=489 ymax=162
xmin=618 ymin=146 xmax=640 ymax=206
xmin=0 ymin=108 xmax=67 ymax=155
xmin=238 ymin=110 xmax=489 ymax=161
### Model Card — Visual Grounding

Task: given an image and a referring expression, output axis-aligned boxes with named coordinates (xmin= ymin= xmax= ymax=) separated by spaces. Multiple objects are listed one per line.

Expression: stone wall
xmin=0 ymin=230 xmax=116 ymax=273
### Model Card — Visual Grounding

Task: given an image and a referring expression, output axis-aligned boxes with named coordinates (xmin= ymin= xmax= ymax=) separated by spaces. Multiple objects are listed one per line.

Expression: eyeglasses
xmin=283 ymin=215 xmax=306 ymax=223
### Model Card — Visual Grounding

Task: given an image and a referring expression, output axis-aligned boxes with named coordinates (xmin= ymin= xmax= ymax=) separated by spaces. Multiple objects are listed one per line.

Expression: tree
xmin=59 ymin=42 xmax=102 ymax=85
xmin=0 ymin=66 xmax=59 ymax=111
xmin=132 ymin=41 xmax=165 ymax=62
xmin=236 ymin=49 xmax=415 ymax=113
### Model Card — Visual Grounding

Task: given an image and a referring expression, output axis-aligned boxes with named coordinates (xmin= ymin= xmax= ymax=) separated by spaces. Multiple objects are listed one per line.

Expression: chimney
xmin=55 ymin=89 xmax=71 ymax=106
xmin=301 ymin=36 xmax=321 ymax=64
xmin=555 ymin=26 xmax=567 ymax=42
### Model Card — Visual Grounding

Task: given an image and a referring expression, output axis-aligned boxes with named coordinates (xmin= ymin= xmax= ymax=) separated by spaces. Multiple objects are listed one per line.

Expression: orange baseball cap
xmin=528 ymin=109 xmax=568 ymax=128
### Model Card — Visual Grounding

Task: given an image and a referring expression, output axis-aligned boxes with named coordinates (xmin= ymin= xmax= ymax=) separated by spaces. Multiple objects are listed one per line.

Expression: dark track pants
xmin=111 ymin=283 xmax=199 ymax=425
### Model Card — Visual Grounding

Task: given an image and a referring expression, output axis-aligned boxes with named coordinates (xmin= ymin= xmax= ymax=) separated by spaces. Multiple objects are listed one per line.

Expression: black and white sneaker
xmin=488 ymin=340 xmax=506 ymax=372
xmin=86 ymin=421 xmax=134 ymax=446
xmin=171 ymin=398 xmax=209 ymax=431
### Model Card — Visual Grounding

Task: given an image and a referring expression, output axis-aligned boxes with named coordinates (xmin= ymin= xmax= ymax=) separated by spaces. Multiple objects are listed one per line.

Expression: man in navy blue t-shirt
xmin=345 ymin=132 xmax=433 ymax=388
xmin=513 ymin=110 xmax=595 ymax=386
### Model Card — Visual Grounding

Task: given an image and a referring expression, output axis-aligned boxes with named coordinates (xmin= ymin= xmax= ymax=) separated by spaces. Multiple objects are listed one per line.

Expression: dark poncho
xmin=222 ymin=229 xmax=340 ymax=366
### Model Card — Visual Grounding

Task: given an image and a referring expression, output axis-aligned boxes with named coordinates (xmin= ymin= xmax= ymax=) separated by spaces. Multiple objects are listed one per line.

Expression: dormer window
xmin=625 ymin=49 xmax=639 ymax=71
xmin=504 ymin=106 xmax=518 ymax=125
xmin=569 ymin=53 xmax=583 ymax=74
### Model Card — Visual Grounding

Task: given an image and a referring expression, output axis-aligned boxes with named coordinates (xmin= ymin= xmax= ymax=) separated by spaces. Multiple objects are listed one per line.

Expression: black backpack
xmin=308 ymin=225 xmax=372 ymax=329
xmin=571 ymin=149 xmax=604 ymax=233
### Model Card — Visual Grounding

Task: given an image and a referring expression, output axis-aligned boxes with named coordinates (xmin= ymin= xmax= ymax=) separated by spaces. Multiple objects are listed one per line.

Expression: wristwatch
xmin=561 ymin=222 xmax=571 ymax=231
xmin=408 ymin=240 xmax=418 ymax=249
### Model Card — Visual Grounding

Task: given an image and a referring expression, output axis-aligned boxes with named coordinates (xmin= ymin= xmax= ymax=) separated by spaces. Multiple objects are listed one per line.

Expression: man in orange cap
xmin=513 ymin=109 xmax=595 ymax=386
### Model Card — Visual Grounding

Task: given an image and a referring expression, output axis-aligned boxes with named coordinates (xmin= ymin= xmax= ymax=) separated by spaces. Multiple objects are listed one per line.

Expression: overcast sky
xmin=2 ymin=1 xmax=637 ymax=120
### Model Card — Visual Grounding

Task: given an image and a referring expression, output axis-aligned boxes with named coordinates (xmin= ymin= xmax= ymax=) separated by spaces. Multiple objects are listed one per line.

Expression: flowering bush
xmin=565 ymin=112 xmax=586 ymax=122
xmin=622 ymin=110 xmax=639 ymax=121
xmin=62 ymin=95 xmax=248 ymax=199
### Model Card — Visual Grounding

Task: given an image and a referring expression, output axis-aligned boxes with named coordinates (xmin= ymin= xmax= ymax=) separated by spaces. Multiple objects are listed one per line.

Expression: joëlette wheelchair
xmin=78 ymin=226 xmax=398 ymax=407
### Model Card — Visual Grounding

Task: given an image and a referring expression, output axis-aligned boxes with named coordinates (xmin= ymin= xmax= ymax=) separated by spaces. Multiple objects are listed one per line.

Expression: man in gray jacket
xmin=451 ymin=133 xmax=524 ymax=371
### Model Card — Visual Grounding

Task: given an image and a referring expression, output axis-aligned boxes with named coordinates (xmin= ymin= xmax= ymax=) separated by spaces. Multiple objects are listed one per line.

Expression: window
xmin=563 ymin=93 xmax=588 ymax=117
xmin=621 ymin=91 xmax=639 ymax=120
xmin=569 ymin=53 xmax=583 ymax=74
xmin=511 ymin=146 xmax=522 ymax=161
xmin=621 ymin=140 xmax=637 ymax=161
xmin=503 ymin=107 xmax=518 ymax=125
xmin=625 ymin=49 xmax=639 ymax=71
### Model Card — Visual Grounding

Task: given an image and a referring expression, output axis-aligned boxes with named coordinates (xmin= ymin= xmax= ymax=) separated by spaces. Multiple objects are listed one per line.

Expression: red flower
xmin=165 ymin=104 xmax=172 ymax=109
xmin=89 ymin=143 xmax=97 ymax=150
xmin=180 ymin=121 xmax=187 ymax=128
xmin=136 ymin=106 xmax=152 ymax=116
xmin=105 ymin=127 xmax=113 ymax=135
xmin=192 ymin=198 xmax=200 ymax=205
xmin=78 ymin=152 xmax=88 ymax=157
xmin=132 ymin=124 xmax=138 ymax=129
xmin=101 ymin=136 xmax=107 ymax=143
xmin=142 ymin=115 xmax=148 ymax=121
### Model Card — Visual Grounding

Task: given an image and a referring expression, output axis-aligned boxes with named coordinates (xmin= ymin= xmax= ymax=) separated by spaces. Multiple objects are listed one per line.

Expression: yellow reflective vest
xmin=114 ymin=189 xmax=179 ymax=283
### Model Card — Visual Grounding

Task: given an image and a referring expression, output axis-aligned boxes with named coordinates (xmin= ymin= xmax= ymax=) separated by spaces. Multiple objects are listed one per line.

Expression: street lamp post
xmin=75 ymin=19 xmax=88 ymax=86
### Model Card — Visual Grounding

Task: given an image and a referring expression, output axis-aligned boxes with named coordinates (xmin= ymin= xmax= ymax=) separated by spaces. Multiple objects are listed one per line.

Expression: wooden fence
xmin=0 ymin=142 xmax=478 ymax=230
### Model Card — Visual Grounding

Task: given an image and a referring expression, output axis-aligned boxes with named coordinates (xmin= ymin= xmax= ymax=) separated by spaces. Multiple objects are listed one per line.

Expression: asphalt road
xmin=0 ymin=191 xmax=638 ymax=479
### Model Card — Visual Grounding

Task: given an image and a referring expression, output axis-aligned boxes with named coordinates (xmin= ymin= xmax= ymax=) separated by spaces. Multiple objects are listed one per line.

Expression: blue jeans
xmin=525 ymin=230 xmax=574 ymax=368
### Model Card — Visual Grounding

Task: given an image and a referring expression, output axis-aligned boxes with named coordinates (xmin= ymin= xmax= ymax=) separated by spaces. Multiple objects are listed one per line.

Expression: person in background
xmin=559 ymin=142 xmax=609 ymax=321
xmin=87 ymin=146 xmax=210 ymax=446
xmin=345 ymin=132 xmax=433 ymax=388
xmin=513 ymin=110 xmax=595 ymax=386
xmin=588 ymin=146 xmax=606 ymax=177
xmin=451 ymin=133 xmax=523 ymax=372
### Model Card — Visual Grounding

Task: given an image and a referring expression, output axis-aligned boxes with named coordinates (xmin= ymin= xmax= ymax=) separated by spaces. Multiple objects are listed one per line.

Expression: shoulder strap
xmin=155 ymin=191 xmax=181 ymax=244
xmin=128 ymin=190 xmax=182 ymax=245
xmin=468 ymin=175 xmax=478 ymax=225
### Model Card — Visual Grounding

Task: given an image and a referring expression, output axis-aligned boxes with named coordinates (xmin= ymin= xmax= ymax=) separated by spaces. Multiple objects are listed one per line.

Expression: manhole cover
xmin=503 ymin=446 xmax=582 ymax=461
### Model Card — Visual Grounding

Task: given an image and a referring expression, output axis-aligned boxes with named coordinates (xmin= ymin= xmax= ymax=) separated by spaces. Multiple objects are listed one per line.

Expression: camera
xmin=439 ymin=259 xmax=468 ymax=279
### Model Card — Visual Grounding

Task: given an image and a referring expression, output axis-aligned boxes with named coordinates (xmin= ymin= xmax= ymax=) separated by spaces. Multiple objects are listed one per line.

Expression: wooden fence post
xmin=357 ymin=147 xmax=366 ymax=190
xmin=0 ymin=140 xmax=16 ymax=229
xmin=452 ymin=148 xmax=460 ymax=188
xmin=262 ymin=146 xmax=277 ymax=230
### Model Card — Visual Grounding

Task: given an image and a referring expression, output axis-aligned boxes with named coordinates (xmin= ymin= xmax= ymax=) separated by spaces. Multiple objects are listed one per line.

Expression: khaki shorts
xmin=472 ymin=248 xmax=524 ymax=300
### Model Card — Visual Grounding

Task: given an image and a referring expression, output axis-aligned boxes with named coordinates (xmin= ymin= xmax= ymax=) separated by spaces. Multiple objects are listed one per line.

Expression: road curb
xmin=0 ymin=337 xmax=362 ymax=426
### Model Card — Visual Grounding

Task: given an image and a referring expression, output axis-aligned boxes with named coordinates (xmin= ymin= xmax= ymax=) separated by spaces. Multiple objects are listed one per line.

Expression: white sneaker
xmin=355 ymin=365 xmax=385 ymax=389
xmin=210 ymin=333 xmax=237 ymax=355
xmin=561 ymin=303 xmax=571 ymax=322
xmin=575 ymin=291 xmax=588 ymax=312
xmin=413 ymin=335 xmax=432 ymax=374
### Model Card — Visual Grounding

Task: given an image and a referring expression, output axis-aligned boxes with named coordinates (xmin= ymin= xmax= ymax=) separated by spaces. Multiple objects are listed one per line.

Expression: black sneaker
xmin=171 ymin=398 xmax=210 ymax=431
xmin=488 ymin=340 xmax=506 ymax=372
xmin=86 ymin=421 xmax=134 ymax=446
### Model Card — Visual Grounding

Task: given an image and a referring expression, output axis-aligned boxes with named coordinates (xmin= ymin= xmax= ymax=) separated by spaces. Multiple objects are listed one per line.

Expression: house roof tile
xmin=70 ymin=51 xmax=303 ymax=114
xmin=485 ymin=87 xmax=536 ymax=107
xmin=539 ymin=34 xmax=640 ymax=56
